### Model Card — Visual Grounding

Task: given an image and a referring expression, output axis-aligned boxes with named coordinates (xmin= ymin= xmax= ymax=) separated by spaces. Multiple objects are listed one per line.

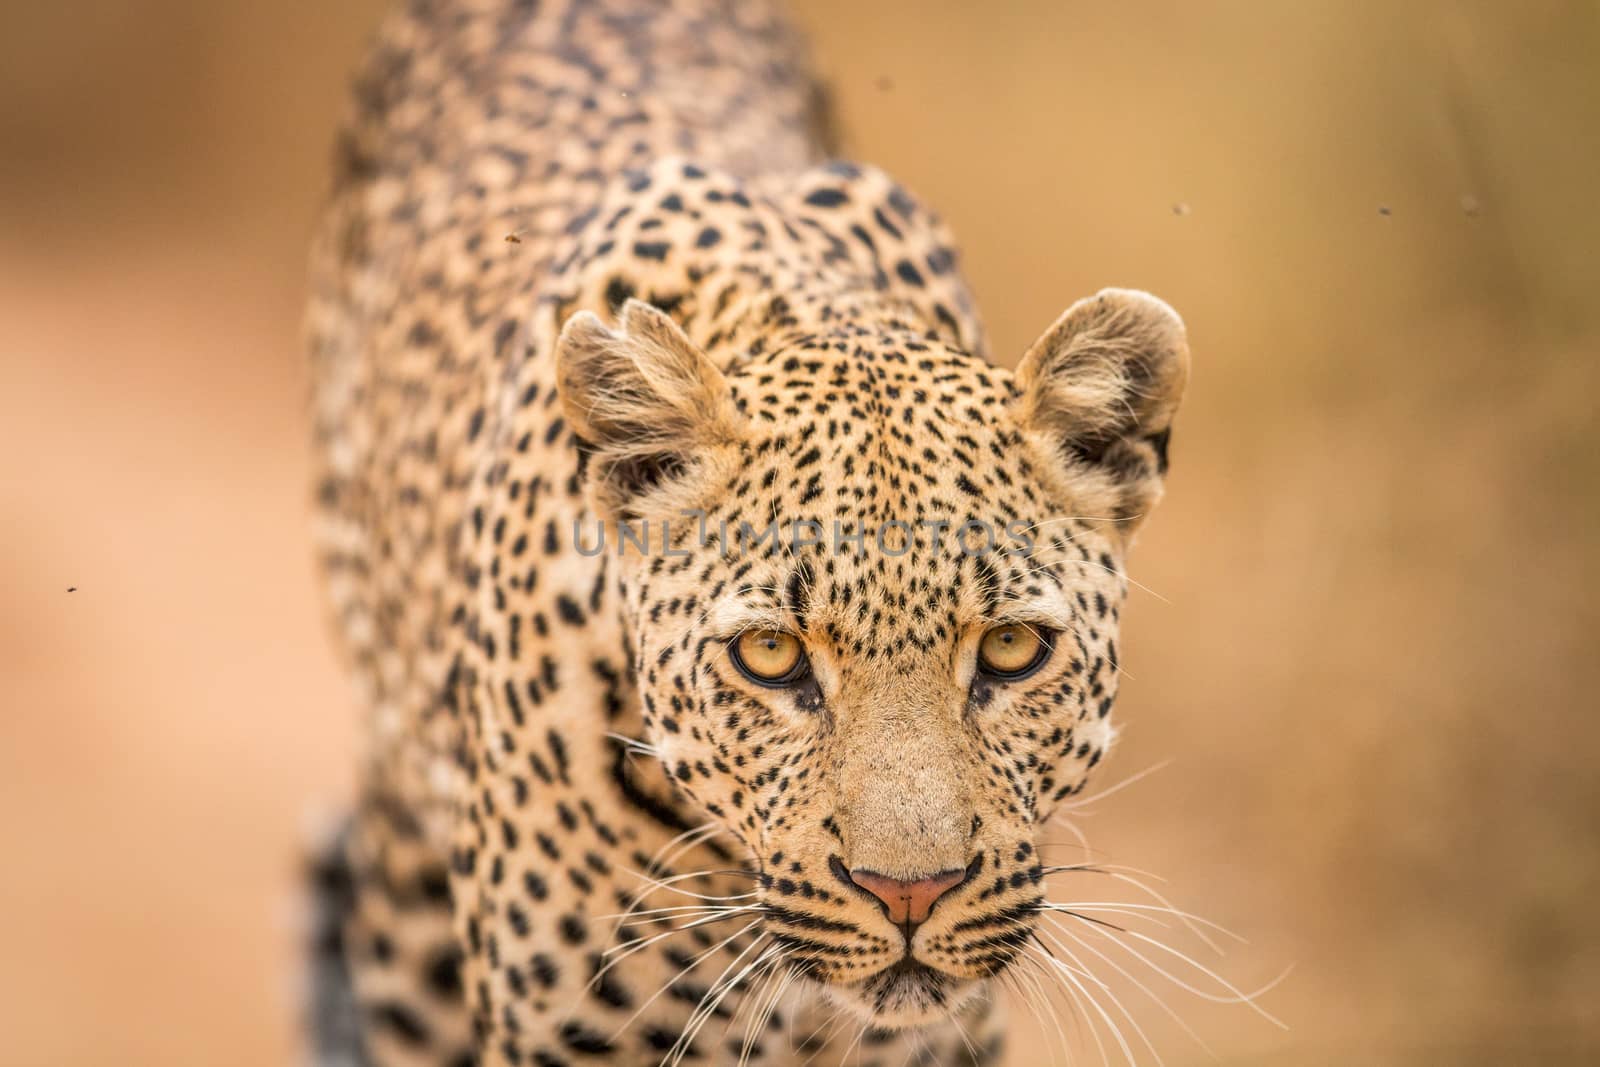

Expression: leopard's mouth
xmin=822 ymin=956 xmax=986 ymax=1027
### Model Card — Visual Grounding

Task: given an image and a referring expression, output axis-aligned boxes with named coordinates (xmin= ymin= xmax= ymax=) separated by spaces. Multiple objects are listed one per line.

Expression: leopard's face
xmin=559 ymin=290 xmax=1187 ymax=1028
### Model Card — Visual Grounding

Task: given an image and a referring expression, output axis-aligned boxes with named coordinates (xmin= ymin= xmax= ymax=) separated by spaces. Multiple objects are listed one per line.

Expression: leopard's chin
xmin=821 ymin=959 xmax=987 ymax=1029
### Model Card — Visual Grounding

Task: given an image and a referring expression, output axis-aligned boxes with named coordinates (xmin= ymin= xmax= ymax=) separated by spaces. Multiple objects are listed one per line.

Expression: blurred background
xmin=2 ymin=0 xmax=1596 ymax=1063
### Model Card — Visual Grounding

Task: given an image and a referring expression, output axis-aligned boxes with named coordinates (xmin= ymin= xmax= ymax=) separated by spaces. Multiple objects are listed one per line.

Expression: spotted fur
xmin=306 ymin=2 xmax=1189 ymax=1064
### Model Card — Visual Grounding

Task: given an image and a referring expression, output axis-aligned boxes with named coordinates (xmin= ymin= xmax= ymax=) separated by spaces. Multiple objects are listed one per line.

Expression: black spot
xmin=425 ymin=946 xmax=464 ymax=998
xmin=887 ymin=186 xmax=918 ymax=219
xmin=643 ymin=1026 xmax=682 ymax=1050
xmin=803 ymin=187 xmax=849 ymax=208
xmin=560 ymin=1022 xmax=614 ymax=1055
xmin=418 ymin=865 xmax=452 ymax=906
xmin=530 ymin=953 xmax=560 ymax=987
xmin=556 ymin=595 xmax=586 ymax=626
xmin=632 ymin=241 xmax=670 ymax=261
xmin=895 ymin=260 xmax=925 ymax=287
xmin=587 ymin=954 xmax=634 ymax=1008
xmin=604 ymin=276 xmax=634 ymax=312
xmin=371 ymin=1001 xmax=431 ymax=1047
xmin=547 ymin=728 xmax=571 ymax=783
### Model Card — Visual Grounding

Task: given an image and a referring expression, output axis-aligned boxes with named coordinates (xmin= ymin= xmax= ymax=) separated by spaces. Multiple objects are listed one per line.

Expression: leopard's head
xmin=557 ymin=290 xmax=1188 ymax=1026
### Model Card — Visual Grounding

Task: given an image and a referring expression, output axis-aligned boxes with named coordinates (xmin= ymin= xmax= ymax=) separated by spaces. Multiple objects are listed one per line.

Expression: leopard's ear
xmin=556 ymin=299 xmax=742 ymax=519
xmin=1013 ymin=288 xmax=1190 ymax=536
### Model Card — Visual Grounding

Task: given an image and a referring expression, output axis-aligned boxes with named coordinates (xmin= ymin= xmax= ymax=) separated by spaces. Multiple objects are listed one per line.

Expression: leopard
xmin=303 ymin=1 xmax=1190 ymax=1065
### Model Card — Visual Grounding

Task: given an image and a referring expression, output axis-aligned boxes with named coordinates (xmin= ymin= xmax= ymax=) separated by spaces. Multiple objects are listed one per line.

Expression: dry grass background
xmin=1 ymin=1 xmax=1596 ymax=1064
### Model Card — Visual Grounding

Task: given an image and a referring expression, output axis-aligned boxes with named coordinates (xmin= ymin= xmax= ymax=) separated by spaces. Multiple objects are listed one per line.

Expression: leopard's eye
xmin=977 ymin=624 xmax=1051 ymax=680
xmin=730 ymin=630 xmax=807 ymax=686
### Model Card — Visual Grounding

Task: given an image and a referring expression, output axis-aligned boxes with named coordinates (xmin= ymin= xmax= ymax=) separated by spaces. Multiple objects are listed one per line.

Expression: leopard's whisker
xmin=564 ymin=909 xmax=750 ymax=1028
xmin=991 ymin=971 xmax=1036 ymax=1062
xmin=1039 ymin=925 xmax=1165 ymax=1066
xmin=732 ymin=963 xmax=782 ymax=1066
xmin=667 ymin=937 xmax=782 ymax=1067
xmin=604 ymin=730 xmax=661 ymax=757
xmin=1046 ymin=913 xmax=1215 ymax=1057
xmin=609 ymin=907 xmax=762 ymax=932
xmin=1038 ymin=856 xmax=1171 ymax=886
xmin=597 ymin=907 xmax=757 ymax=963
xmin=1047 ymin=911 xmax=1290 ymax=1025
xmin=1039 ymin=843 xmax=1229 ymax=955
xmin=1091 ymin=870 xmax=1228 ymax=954
xmin=619 ymin=865 xmax=761 ymax=902
xmin=733 ymin=958 xmax=796 ymax=1066
xmin=1030 ymin=934 xmax=1142 ymax=1066
xmin=1028 ymin=934 xmax=1116 ymax=1066
xmin=1052 ymin=903 xmax=1179 ymax=931
xmin=1025 ymin=949 xmax=1110 ymax=1067
xmin=1042 ymin=811 xmax=1096 ymax=861
xmin=633 ymin=821 xmax=725 ymax=882
xmin=943 ymin=997 xmax=983 ymax=1064
xmin=603 ymin=845 xmax=757 ymax=948
xmin=1029 ymin=930 xmax=1108 ymax=988
xmin=1056 ymin=760 xmax=1174 ymax=812
xmin=1010 ymin=957 xmax=1073 ymax=1067
xmin=1036 ymin=901 xmax=1245 ymax=943
xmin=797 ymin=997 xmax=855 ymax=1067
xmin=598 ymin=902 xmax=759 ymax=921
xmin=605 ymin=917 xmax=764 ymax=1041
xmin=834 ymin=1013 xmax=875 ymax=1067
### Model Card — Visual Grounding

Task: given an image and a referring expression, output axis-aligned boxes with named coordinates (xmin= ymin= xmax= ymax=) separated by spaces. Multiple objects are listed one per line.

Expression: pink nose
xmin=848 ymin=867 xmax=969 ymax=927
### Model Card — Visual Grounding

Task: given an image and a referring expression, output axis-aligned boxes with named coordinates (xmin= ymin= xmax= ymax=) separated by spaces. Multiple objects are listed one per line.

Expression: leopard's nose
xmin=847 ymin=866 xmax=969 ymax=928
